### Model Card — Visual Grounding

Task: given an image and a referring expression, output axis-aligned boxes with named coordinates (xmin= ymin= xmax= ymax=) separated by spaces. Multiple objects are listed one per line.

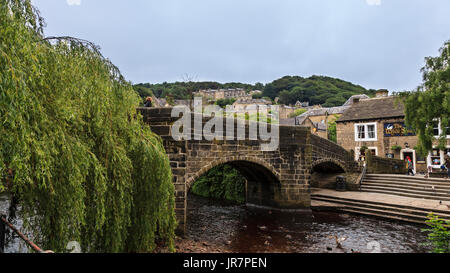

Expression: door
xmin=403 ymin=152 xmax=414 ymax=170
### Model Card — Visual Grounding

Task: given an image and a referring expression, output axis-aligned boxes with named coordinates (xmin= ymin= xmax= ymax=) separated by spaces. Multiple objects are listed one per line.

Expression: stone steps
xmin=362 ymin=181 xmax=450 ymax=194
xmin=362 ymin=174 xmax=450 ymax=201
xmin=365 ymin=176 xmax=450 ymax=186
xmin=366 ymin=174 xmax=450 ymax=184
xmin=311 ymin=194 xmax=450 ymax=224
xmin=361 ymin=185 xmax=450 ymax=200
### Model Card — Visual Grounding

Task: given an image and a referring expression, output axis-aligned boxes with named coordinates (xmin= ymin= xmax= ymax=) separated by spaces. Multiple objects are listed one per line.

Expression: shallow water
xmin=0 ymin=194 xmax=28 ymax=253
xmin=1 ymin=192 xmax=433 ymax=253
xmin=186 ymin=193 xmax=432 ymax=253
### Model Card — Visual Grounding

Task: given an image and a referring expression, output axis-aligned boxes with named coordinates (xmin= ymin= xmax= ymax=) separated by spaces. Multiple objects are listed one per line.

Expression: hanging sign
xmin=384 ymin=122 xmax=415 ymax=137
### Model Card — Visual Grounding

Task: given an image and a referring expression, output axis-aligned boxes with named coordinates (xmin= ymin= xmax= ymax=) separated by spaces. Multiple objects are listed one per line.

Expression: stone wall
xmin=138 ymin=107 xmax=360 ymax=233
xmin=139 ymin=107 xmax=333 ymax=232
xmin=365 ymin=152 xmax=406 ymax=174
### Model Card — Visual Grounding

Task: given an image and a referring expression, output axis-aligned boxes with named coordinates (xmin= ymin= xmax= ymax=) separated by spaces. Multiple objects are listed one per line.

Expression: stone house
xmin=335 ymin=90 xmax=450 ymax=173
xmin=194 ymin=88 xmax=251 ymax=100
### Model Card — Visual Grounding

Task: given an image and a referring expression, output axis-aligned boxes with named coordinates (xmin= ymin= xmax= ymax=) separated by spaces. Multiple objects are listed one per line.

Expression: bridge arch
xmin=186 ymin=156 xmax=282 ymax=208
xmin=186 ymin=156 xmax=280 ymax=190
xmin=310 ymin=158 xmax=347 ymax=189
xmin=311 ymin=158 xmax=347 ymax=174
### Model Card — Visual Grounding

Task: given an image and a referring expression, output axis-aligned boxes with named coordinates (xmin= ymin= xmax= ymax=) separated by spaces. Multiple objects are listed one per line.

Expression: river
xmin=179 ymin=193 xmax=431 ymax=253
xmin=1 ymin=193 xmax=432 ymax=253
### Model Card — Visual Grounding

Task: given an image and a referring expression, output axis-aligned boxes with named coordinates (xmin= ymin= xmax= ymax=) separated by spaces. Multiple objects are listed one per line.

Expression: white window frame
xmin=354 ymin=122 xmax=377 ymax=142
xmin=427 ymin=146 xmax=445 ymax=169
xmin=431 ymin=119 xmax=450 ymax=139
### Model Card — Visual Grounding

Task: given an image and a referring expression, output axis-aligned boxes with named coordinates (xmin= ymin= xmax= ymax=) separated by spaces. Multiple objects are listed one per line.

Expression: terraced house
xmin=336 ymin=90 xmax=450 ymax=174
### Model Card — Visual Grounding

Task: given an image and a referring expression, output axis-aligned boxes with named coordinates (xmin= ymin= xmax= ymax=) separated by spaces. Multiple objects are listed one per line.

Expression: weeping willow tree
xmin=0 ymin=0 xmax=176 ymax=252
xmin=399 ymin=40 xmax=450 ymax=156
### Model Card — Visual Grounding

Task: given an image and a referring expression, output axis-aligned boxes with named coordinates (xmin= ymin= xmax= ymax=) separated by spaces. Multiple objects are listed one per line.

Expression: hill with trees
xmin=263 ymin=75 xmax=377 ymax=107
xmin=134 ymin=75 xmax=376 ymax=107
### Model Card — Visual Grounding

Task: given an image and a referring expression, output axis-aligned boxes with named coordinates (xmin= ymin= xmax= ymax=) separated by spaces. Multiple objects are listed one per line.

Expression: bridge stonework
xmin=138 ymin=107 xmax=358 ymax=233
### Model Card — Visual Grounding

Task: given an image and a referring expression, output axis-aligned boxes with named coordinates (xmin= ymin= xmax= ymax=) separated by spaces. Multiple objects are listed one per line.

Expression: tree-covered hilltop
xmin=134 ymin=75 xmax=375 ymax=107
xmin=263 ymin=75 xmax=377 ymax=107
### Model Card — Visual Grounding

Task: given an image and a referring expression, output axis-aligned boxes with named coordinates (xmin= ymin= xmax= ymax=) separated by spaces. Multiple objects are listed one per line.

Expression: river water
xmin=1 ymin=193 xmax=432 ymax=253
xmin=185 ymin=193 xmax=432 ymax=253
xmin=0 ymin=194 xmax=28 ymax=253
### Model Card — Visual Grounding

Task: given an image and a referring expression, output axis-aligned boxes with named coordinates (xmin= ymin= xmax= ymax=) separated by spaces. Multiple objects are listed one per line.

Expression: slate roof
xmin=343 ymin=94 xmax=370 ymax=106
xmin=337 ymin=96 xmax=405 ymax=123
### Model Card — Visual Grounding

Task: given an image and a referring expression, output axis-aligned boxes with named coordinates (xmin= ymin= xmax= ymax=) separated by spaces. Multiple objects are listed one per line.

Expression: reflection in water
xmin=0 ymin=194 xmax=28 ymax=253
xmin=1 ymin=192 xmax=432 ymax=253
xmin=186 ymin=193 xmax=431 ymax=253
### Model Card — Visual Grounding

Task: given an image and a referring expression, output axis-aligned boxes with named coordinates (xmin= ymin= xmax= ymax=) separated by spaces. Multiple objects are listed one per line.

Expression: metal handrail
xmin=0 ymin=215 xmax=48 ymax=253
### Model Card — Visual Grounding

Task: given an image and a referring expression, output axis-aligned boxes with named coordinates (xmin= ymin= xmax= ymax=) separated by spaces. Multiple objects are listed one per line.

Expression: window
xmin=430 ymin=149 xmax=441 ymax=167
xmin=431 ymin=119 xmax=450 ymax=138
xmin=433 ymin=121 xmax=440 ymax=137
xmin=355 ymin=123 xmax=377 ymax=141
xmin=357 ymin=125 xmax=365 ymax=139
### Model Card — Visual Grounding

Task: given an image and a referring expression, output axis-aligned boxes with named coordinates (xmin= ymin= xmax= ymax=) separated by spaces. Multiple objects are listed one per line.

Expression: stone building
xmin=335 ymin=90 xmax=449 ymax=173
xmin=194 ymin=88 xmax=251 ymax=100
xmin=292 ymin=94 xmax=367 ymax=139
xmin=232 ymin=98 xmax=272 ymax=113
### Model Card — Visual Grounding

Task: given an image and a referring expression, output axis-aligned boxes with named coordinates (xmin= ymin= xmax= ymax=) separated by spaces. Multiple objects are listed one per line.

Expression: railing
xmin=359 ymin=164 xmax=367 ymax=192
xmin=0 ymin=215 xmax=50 ymax=253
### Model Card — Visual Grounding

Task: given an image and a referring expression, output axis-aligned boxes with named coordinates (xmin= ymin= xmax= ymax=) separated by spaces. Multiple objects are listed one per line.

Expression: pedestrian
xmin=445 ymin=155 xmax=450 ymax=179
xmin=406 ymin=156 xmax=414 ymax=176
xmin=426 ymin=165 xmax=433 ymax=179
xmin=144 ymin=97 xmax=153 ymax=107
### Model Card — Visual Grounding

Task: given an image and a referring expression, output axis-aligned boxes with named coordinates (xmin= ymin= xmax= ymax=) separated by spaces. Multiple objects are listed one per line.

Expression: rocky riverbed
xmin=173 ymin=193 xmax=431 ymax=253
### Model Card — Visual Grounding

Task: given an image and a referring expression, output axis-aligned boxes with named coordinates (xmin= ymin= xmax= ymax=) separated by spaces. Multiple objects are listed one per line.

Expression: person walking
xmin=445 ymin=155 xmax=450 ymax=179
xmin=406 ymin=156 xmax=414 ymax=176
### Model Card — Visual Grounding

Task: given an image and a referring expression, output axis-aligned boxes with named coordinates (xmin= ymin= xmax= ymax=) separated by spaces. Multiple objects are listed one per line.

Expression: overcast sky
xmin=31 ymin=0 xmax=450 ymax=92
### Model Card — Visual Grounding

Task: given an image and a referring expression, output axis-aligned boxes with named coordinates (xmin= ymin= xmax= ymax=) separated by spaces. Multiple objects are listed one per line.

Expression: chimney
xmin=376 ymin=89 xmax=389 ymax=98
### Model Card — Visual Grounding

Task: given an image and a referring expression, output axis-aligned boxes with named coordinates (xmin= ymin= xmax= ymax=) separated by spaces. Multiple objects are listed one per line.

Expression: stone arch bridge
xmin=138 ymin=107 xmax=359 ymax=232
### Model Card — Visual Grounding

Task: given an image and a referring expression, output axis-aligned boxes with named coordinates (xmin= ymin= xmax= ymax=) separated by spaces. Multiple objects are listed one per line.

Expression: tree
xmin=328 ymin=118 xmax=337 ymax=143
xmin=216 ymin=98 xmax=236 ymax=108
xmin=0 ymin=0 xmax=176 ymax=253
xmin=422 ymin=214 xmax=450 ymax=253
xmin=400 ymin=40 xmax=450 ymax=156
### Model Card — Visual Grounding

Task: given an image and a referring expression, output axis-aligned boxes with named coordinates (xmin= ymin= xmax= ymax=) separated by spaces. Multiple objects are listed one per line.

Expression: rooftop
xmin=337 ymin=96 xmax=405 ymax=123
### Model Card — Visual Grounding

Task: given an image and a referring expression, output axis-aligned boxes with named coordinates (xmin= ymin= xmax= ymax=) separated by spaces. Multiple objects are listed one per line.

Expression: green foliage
xmin=135 ymin=82 xmax=258 ymax=100
xmin=328 ymin=118 xmax=337 ymax=143
xmin=399 ymin=40 xmax=450 ymax=156
xmin=289 ymin=108 xmax=307 ymax=118
xmin=360 ymin=146 xmax=369 ymax=154
xmin=391 ymin=145 xmax=402 ymax=151
xmin=252 ymin=93 xmax=263 ymax=99
xmin=0 ymin=0 xmax=176 ymax=253
xmin=133 ymin=84 xmax=153 ymax=99
xmin=264 ymin=75 xmax=375 ymax=106
xmin=216 ymin=98 xmax=236 ymax=108
xmin=135 ymin=75 xmax=374 ymax=108
xmin=190 ymin=165 xmax=246 ymax=204
xmin=422 ymin=214 xmax=450 ymax=253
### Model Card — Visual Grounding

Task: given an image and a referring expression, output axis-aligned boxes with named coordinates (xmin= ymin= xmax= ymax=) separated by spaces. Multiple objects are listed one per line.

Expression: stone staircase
xmin=311 ymin=174 xmax=450 ymax=224
xmin=311 ymin=193 xmax=450 ymax=224
xmin=361 ymin=174 xmax=450 ymax=201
